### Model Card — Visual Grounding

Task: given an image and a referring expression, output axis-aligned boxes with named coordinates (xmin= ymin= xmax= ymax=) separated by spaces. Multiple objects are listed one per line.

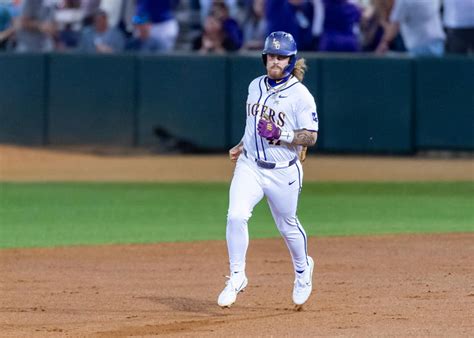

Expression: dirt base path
xmin=1 ymin=145 xmax=473 ymax=336
xmin=1 ymin=234 xmax=473 ymax=336
xmin=1 ymin=145 xmax=473 ymax=181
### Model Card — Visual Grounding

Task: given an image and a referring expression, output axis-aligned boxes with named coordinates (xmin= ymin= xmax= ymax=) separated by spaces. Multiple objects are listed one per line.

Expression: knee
xmin=227 ymin=211 xmax=249 ymax=229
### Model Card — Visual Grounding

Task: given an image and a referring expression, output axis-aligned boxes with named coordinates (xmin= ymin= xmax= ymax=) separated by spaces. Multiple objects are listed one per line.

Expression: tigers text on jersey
xmin=243 ymin=75 xmax=319 ymax=163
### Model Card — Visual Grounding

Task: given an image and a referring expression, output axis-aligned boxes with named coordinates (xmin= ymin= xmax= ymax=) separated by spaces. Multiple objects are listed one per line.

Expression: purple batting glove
xmin=257 ymin=118 xmax=281 ymax=140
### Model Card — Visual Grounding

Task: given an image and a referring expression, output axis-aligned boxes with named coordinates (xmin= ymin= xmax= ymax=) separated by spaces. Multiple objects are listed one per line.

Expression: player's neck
xmin=267 ymin=74 xmax=291 ymax=87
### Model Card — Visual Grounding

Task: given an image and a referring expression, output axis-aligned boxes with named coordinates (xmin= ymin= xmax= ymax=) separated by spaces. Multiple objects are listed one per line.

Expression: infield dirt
xmin=1 ymin=145 xmax=473 ymax=336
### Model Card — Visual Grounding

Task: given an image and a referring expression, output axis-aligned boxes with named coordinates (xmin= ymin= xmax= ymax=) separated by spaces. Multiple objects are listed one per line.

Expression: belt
xmin=243 ymin=149 xmax=297 ymax=169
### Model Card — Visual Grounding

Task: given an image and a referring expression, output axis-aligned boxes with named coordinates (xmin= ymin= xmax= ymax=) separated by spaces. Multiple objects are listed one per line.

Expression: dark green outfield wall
xmin=0 ymin=54 xmax=472 ymax=152
xmin=48 ymin=54 xmax=136 ymax=145
xmin=319 ymin=57 xmax=413 ymax=153
xmin=138 ymin=55 xmax=227 ymax=148
xmin=0 ymin=55 xmax=46 ymax=145
xmin=415 ymin=57 xmax=474 ymax=150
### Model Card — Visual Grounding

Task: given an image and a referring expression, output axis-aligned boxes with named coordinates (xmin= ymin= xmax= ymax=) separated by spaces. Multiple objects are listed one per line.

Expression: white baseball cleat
xmin=217 ymin=271 xmax=248 ymax=308
xmin=292 ymin=256 xmax=314 ymax=306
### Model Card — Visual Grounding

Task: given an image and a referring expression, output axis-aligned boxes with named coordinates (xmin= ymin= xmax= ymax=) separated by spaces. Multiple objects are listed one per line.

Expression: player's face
xmin=266 ymin=54 xmax=290 ymax=79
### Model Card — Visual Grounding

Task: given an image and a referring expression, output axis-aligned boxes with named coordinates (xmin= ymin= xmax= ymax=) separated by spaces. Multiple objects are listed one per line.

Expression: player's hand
xmin=257 ymin=118 xmax=281 ymax=141
xmin=229 ymin=144 xmax=243 ymax=162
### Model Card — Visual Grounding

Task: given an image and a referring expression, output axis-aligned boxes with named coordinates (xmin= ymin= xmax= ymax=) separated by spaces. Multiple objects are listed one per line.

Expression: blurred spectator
xmin=55 ymin=0 xmax=83 ymax=50
xmin=126 ymin=14 xmax=163 ymax=53
xmin=318 ymin=0 xmax=361 ymax=52
xmin=193 ymin=13 xmax=227 ymax=53
xmin=16 ymin=0 xmax=57 ymax=52
xmin=211 ymin=0 xmax=242 ymax=50
xmin=57 ymin=23 xmax=79 ymax=49
xmin=0 ymin=2 xmax=15 ymax=50
xmin=199 ymin=0 xmax=239 ymax=25
xmin=81 ymin=0 xmax=101 ymax=27
xmin=359 ymin=0 xmax=386 ymax=51
xmin=265 ymin=0 xmax=314 ymax=51
xmin=100 ymin=0 xmax=124 ymax=28
xmin=443 ymin=0 xmax=474 ymax=55
xmin=265 ymin=0 xmax=299 ymax=47
xmin=311 ymin=0 xmax=324 ymax=50
xmin=291 ymin=0 xmax=314 ymax=51
xmin=134 ymin=0 xmax=179 ymax=52
xmin=376 ymin=0 xmax=444 ymax=56
xmin=241 ymin=0 xmax=266 ymax=50
xmin=77 ymin=9 xmax=125 ymax=53
xmin=359 ymin=0 xmax=405 ymax=52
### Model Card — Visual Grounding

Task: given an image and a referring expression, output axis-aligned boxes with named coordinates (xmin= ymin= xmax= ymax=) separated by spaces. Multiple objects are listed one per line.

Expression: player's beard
xmin=268 ymin=66 xmax=283 ymax=79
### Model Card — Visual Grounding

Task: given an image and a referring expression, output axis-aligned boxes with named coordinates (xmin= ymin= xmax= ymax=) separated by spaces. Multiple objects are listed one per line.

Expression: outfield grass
xmin=0 ymin=182 xmax=473 ymax=248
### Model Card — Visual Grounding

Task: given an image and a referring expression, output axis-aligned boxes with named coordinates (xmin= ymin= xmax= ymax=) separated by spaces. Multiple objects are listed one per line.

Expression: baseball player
xmin=218 ymin=31 xmax=319 ymax=308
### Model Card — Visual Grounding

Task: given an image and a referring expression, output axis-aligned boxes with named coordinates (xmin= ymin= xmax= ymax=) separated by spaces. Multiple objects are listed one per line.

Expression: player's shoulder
xmin=248 ymin=75 xmax=266 ymax=89
xmin=289 ymin=78 xmax=315 ymax=101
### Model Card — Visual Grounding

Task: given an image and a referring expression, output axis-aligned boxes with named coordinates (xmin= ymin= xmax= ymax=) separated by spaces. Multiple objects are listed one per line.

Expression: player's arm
xmin=229 ymin=140 xmax=243 ymax=162
xmin=289 ymin=129 xmax=317 ymax=147
xmin=19 ymin=11 xmax=55 ymax=35
xmin=258 ymin=110 xmax=318 ymax=147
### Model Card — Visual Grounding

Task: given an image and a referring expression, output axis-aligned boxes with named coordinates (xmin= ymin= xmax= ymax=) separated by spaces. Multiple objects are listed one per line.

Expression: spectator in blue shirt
xmin=135 ymin=0 xmax=179 ymax=52
xmin=265 ymin=0 xmax=314 ymax=51
xmin=126 ymin=14 xmax=164 ymax=54
xmin=318 ymin=0 xmax=361 ymax=52
xmin=78 ymin=9 xmax=125 ymax=53
xmin=265 ymin=0 xmax=300 ymax=46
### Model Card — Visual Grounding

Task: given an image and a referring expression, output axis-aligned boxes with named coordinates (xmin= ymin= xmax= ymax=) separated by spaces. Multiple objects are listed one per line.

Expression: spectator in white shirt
xmin=376 ymin=0 xmax=445 ymax=56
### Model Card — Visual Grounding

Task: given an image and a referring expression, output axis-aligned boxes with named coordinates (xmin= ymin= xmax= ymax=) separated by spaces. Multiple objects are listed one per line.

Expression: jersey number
xmin=268 ymin=139 xmax=281 ymax=146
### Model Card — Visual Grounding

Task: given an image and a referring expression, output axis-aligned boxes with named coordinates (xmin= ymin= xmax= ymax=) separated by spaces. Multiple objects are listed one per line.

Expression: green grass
xmin=0 ymin=182 xmax=473 ymax=248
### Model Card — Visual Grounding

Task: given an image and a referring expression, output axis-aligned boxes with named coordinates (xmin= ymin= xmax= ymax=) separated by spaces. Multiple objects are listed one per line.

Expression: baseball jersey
xmin=242 ymin=74 xmax=319 ymax=163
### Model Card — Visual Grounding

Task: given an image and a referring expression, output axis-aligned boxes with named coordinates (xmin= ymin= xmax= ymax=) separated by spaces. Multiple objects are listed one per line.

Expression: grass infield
xmin=0 ymin=182 xmax=473 ymax=248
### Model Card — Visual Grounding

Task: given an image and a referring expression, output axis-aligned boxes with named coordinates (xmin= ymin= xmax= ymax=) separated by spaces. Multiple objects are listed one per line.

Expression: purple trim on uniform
xmin=264 ymin=76 xmax=270 ymax=91
xmin=254 ymin=77 xmax=265 ymax=160
xmin=260 ymin=92 xmax=277 ymax=161
xmin=294 ymin=161 xmax=306 ymax=264
xmin=296 ymin=160 xmax=302 ymax=191
xmin=278 ymin=80 xmax=299 ymax=93
xmin=267 ymin=74 xmax=291 ymax=87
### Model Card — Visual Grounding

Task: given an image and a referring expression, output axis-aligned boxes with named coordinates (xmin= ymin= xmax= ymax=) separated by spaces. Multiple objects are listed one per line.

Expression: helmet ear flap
xmin=283 ymin=55 xmax=297 ymax=77
xmin=262 ymin=54 xmax=267 ymax=66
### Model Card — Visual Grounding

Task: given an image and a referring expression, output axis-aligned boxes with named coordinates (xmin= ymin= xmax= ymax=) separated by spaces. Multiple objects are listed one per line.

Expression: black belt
xmin=243 ymin=149 xmax=297 ymax=169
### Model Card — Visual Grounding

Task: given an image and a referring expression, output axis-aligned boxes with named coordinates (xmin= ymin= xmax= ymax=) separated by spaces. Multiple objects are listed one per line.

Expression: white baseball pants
xmin=226 ymin=154 xmax=309 ymax=274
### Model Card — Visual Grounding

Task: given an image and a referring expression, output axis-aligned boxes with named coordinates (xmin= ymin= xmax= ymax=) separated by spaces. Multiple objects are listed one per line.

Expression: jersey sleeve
xmin=295 ymin=90 xmax=319 ymax=132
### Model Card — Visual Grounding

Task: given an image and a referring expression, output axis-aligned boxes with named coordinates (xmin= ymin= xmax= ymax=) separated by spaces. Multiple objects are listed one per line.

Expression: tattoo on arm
xmin=291 ymin=130 xmax=317 ymax=146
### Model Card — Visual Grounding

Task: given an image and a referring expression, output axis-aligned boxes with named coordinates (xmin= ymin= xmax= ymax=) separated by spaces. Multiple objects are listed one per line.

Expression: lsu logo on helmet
xmin=272 ymin=38 xmax=281 ymax=50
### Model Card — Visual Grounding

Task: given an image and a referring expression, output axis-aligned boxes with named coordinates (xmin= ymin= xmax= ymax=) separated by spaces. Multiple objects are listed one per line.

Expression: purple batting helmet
xmin=262 ymin=31 xmax=298 ymax=77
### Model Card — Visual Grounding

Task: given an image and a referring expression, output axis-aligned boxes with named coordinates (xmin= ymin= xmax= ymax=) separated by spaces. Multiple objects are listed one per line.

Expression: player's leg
xmin=218 ymin=157 xmax=264 ymax=307
xmin=265 ymin=162 xmax=308 ymax=271
xmin=227 ymin=158 xmax=264 ymax=273
xmin=265 ymin=162 xmax=314 ymax=306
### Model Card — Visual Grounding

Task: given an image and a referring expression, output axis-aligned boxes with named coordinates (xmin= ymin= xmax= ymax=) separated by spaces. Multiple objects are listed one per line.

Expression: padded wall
xmin=320 ymin=57 xmax=413 ymax=153
xmin=415 ymin=57 xmax=474 ymax=150
xmin=0 ymin=55 xmax=46 ymax=145
xmin=48 ymin=54 xmax=135 ymax=145
xmin=137 ymin=55 xmax=227 ymax=149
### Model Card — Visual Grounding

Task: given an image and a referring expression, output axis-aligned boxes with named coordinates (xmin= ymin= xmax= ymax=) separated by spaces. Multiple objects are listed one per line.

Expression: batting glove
xmin=257 ymin=118 xmax=281 ymax=141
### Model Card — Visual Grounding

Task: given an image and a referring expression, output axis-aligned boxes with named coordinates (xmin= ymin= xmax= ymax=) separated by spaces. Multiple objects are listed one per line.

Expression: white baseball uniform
xmin=226 ymin=74 xmax=319 ymax=274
